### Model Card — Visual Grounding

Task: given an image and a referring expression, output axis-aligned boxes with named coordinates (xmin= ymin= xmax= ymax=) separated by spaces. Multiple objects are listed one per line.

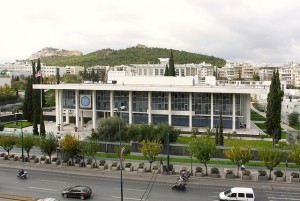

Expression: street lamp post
xmin=115 ymin=106 xmax=126 ymax=201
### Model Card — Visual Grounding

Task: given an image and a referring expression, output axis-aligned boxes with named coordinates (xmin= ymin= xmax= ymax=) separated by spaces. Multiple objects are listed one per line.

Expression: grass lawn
xmin=251 ymin=110 xmax=266 ymax=121
xmin=290 ymin=125 xmax=300 ymax=130
xmin=5 ymin=121 xmax=32 ymax=128
xmin=177 ymin=136 xmax=287 ymax=149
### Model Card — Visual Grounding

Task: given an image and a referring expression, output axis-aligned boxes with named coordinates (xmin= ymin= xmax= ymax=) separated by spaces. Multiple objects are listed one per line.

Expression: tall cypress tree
xmin=215 ymin=127 xmax=219 ymax=145
xmin=169 ymin=50 xmax=175 ymax=76
xmin=22 ymin=77 xmax=33 ymax=122
xmin=218 ymin=113 xmax=224 ymax=146
xmin=265 ymin=69 xmax=283 ymax=147
xmin=40 ymin=113 xmax=46 ymax=137
xmin=164 ymin=65 xmax=169 ymax=76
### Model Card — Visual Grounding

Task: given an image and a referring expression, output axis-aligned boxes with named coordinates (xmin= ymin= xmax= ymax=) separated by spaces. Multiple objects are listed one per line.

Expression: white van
xmin=219 ymin=187 xmax=255 ymax=201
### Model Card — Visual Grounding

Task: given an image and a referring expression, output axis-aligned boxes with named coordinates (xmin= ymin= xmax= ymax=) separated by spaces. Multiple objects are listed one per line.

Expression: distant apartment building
xmin=65 ymin=66 xmax=84 ymax=75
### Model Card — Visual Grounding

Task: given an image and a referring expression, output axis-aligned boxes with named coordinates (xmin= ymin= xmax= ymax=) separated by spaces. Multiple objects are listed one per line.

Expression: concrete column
xmin=129 ymin=91 xmax=132 ymax=124
xmin=232 ymin=94 xmax=236 ymax=131
xmin=189 ymin=92 xmax=193 ymax=130
xmin=148 ymin=92 xmax=152 ymax=125
xmin=211 ymin=93 xmax=214 ymax=129
xmin=59 ymin=90 xmax=64 ymax=130
xmin=80 ymin=111 xmax=84 ymax=127
xmin=66 ymin=109 xmax=70 ymax=124
xmin=110 ymin=91 xmax=114 ymax=116
xmin=75 ymin=90 xmax=79 ymax=127
xmin=168 ymin=92 xmax=172 ymax=125
xmin=92 ymin=90 xmax=96 ymax=129
xmin=55 ymin=89 xmax=60 ymax=129
xmin=245 ymin=94 xmax=250 ymax=129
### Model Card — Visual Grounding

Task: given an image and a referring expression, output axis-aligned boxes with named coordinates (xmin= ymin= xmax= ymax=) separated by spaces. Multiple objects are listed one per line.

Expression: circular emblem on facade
xmin=81 ymin=96 xmax=90 ymax=106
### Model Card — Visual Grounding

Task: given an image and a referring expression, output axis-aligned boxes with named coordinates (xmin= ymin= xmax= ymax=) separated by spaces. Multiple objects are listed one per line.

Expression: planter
xmin=3 ymin=155 xmax=9 ymax=160
xmin=225 ymin=173 xmax=235 ymax=179
xmin=13 ymin=156 xmax=19 ymax=161
xmin=125 ymin=166 xmax=133 ymax=172
xmin=74 ymin=163 xmax=81 ymax=167
xmin=62 ymin=162 xmax=68 ymax=166
xmin=291 ymin=177 xmax=300 ymax=182
xmin=99 ymin=164 xmax=108 ymax=170
xmin=258 ymin=175 xmax=268 ymax=181
xmin=52 ymin=160 xmax=61 ymax=165
xmin=241 ymin=175 xmax=252 ymax=180
xmin=111 ymin=165 xmax=120 ymax=171
xmin=40 ymin=160 xmax=46 ymax=164
xmin=137 ymin=168 xmax=145 ymax=173
xmin=210 ymin=173 xmax=220 ymax=178
xmin=274 ymin=176 xmax=285 ymax=181
xmin=152 ymin=169 xmax=160 ymax=174
xmin=194 ymin=172 xmax=204 ymax=177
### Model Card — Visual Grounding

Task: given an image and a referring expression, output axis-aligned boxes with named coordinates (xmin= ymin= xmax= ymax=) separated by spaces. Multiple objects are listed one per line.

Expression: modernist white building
xmin=33 ymin=76 xmax=265 ymax=133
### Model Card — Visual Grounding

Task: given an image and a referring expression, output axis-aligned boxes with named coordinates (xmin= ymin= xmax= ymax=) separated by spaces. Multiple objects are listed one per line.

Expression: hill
xmin=28 ymin=47 xmax=82 ymax=60
xmin=41 ymin=45 xmax=226 ymax=67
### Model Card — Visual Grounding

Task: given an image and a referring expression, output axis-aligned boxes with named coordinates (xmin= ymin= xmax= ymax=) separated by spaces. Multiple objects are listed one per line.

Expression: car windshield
xmin=224 ymin=189 xmax=231 ymax=196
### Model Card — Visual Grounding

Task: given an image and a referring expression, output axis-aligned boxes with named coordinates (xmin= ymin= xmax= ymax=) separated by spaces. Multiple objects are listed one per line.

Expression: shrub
xmin=9 ymin=154 xmax=15 ymax=158
xmin=138 ymin=163 xmax=145 ymax=168
xmin=125 ymin=162 xmax=132 ymax=168
xmin=99 ymin=160 xmax=106 ymax=166
xmin=291 ymin=172 xmax=299 ymax=178
xmin=0 ymin=123 xmax=5 ymax=131
xmin=0 ymin=153 xmax=6 ymax=157
xmin=40 ymin=156 xmax=46 ymax=161
xmin=242 ymin=170 xmax=251 ymax=176
xmin=258 ymin=170 xmax=267 ymax=176
xmin=52 ymin=157 xmax=58 ymax=162
xmin=152 ymin=165 xmax=158 ymax=170
xmin=226 ymin=169 xmax=233 ymax=174
xmin=30 ymin=155 xmax=36 ymax=159
xmin=63 ymin=158 xmax=69 ymax=163
xmin=211 ymin=167 xmax=219 ymax=174
xmin=112 ymin=162 xmax=118 ymax=167
xmin=274 ymin=170 xmax=283 ymax=177
xmin=168 ymin=164 xmax=173 ymax=171
xmin=75 ymin=158 xmax=81 ymax=164
xmin=195 ymin=166 xmax=203 ymax=172
xmin=87 ymin=158 xmax=93 ymax=165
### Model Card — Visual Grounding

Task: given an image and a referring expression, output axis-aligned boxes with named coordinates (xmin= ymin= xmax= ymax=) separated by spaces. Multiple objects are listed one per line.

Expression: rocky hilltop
xmin=28 ymin=47 xmax=82 ymax=60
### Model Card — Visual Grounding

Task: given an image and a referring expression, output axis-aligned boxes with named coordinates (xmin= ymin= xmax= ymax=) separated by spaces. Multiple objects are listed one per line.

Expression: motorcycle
xmin=172 ymin=180 xmax=186 ymax=191
xmin=17 ymin=171 xmax=27 ymax=179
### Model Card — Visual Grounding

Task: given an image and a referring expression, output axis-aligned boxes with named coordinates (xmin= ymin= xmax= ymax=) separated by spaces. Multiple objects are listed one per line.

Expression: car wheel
xmin=80 ymin=195 xmax=85 ymax=200
xmin=63 ymin=193 xmax=68 ymax=198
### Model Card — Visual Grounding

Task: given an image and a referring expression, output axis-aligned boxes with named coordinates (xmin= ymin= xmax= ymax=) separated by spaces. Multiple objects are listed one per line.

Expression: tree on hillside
xmin=265 ymin=70 xmax=284 ymax=147
xmin=258 ymin=147 xmax=283 ymax=180
xmin=224 ymin=146 xmax=253 ymax=177
xmin=168 ymin=50 xmax=175 ymax=76
xmin=140 ymin=140 xmax=162 ymax=170
xmin=189 ymin=136 xmax=216 ymax=176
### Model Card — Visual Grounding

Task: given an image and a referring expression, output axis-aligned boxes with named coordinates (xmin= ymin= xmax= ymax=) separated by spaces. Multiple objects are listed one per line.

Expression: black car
xmin=62 ymin=185 xmax=92 ymax=200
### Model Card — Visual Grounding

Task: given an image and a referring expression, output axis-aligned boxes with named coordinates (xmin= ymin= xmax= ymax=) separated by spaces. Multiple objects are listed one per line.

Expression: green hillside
xmin=41 ymin=45 xmax=226 ymax=67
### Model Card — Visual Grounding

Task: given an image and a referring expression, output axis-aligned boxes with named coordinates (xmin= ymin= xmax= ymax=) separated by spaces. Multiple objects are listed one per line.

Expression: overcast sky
xmin=1 ymin=0 xmax=300 ymax=65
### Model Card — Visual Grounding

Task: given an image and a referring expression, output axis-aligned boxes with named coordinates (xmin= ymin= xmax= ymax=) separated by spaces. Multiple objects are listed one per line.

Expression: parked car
xmin=219 ymin=187 xmax=255 ymax=201
xmin=37 ymin=198 xmax=60 ymax=201
xmin=62 ymin=185 xmax=92 ymax=200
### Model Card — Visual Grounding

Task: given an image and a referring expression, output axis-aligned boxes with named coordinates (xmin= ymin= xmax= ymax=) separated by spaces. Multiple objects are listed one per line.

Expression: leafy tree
xmin=39 ymin=135 xmax=58 ymax=162
xmin=61 ymin=134 xmax=80 ymax=164
xmin=62 ymin=74 xmax=82 ymax=83
xmin=191 ymin=127 xmax=199 ymax=138
xmin=0 ymin=135 xmax=18 ymax=155
xmin=224 ymin=146 xmax=253 ymax=177
xmin=155 ymin=123 xmax=180 ymax=146
xmin=204 ymin=128 xmax=215 ymax=137
xmin=115 ymin=144 xmax=131 ymax=161
xmin=93 ymin=116 xmax=126 ymax=141
xmin=288 ymin=112 xmax=299 ymax=126
xmin=168 ymin=50 xmax=175 ymax=76
xmin=265 ymin=70 xmax=284 ymax=147
xmin=288 ymin=144 xmax=300 ymax=167
xmin=189 ymin=136 xmax=216 ymax=176
xmin=140 ymin=140 xmax=162 ymax=170
xmin=22 ymin=135 xmax=37 ymax=157
xmin=85 ymin=141 xmax=100 ymax=164
xmin=258 ymin=148 xmax=283 ymax=180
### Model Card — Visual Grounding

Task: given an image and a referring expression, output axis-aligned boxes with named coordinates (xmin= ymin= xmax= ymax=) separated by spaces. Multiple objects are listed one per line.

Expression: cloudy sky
xmin=1 ymin=0 xmax=299 ymax=65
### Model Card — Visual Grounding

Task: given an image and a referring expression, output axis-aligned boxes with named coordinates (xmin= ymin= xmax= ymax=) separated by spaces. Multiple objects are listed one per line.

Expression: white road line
xmin=29 ymin=187 xmax=57 ymax=191
xmin=112 ymin=196 xmax=146 ymax=200
xmin=113 ymin=188 xmax=145 ymax=192
xmin=40 ymin=179 xmax=67 ymax=183
xmin=268 ymin=197 xmax=300 ymax=200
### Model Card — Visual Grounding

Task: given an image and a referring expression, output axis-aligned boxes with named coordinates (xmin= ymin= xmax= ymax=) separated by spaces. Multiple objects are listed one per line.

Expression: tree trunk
xmin=204 ymin=163 xmax=208 ymax=176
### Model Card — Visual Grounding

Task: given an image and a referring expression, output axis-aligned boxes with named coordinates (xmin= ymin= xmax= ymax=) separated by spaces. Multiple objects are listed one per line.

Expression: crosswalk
xmin=266 ymin=191 xmax=300 ymax=201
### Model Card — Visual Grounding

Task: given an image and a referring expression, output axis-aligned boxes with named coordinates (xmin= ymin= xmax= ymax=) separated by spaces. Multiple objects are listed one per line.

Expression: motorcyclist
xmin=19 ymin=169 xmax=24 ymax=176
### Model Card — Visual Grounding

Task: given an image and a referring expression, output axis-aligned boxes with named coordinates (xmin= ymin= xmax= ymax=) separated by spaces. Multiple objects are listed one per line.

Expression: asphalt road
xmin=1 ymin=166 xmax=300 ymax=201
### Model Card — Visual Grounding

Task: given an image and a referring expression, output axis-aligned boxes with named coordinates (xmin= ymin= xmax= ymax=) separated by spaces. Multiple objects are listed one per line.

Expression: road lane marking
xmin=112 ymin=196 xmax=146 ymax=200
xmin=29 ymin=187 xmax=57 ymax=191
xmin=113 ymin=188 xmax=145 ymax=192
xmin=40 ymin=179 xmax=67 ymax=183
